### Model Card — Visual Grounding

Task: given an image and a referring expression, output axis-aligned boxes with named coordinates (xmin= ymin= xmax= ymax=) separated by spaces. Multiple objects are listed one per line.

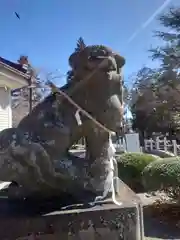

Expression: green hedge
xmin=142 ymin=157 xmax=180 ymax=192
xmin=116 ymin=153 xmax=158 ymax=192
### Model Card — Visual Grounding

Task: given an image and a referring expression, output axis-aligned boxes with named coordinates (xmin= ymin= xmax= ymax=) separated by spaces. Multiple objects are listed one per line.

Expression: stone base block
xmin=0 ymin=200 xmax=144 ymax=240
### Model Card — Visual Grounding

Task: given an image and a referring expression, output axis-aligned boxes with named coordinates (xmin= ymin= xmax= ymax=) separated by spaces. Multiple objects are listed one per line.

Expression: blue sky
xmin=0 ymin=0 xmax=179 ymax=86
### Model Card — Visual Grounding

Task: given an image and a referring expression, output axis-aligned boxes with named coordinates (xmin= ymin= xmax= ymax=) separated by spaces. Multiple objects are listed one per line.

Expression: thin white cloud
xmin=127 ymin=0 xmax=173 ymax=44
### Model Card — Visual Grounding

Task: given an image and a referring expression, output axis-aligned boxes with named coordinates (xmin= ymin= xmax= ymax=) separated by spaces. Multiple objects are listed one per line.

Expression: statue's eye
xmin=88 ymin=51 xmax=98 ymax=60
xmin=101 ymin=50 xmax=107 ymax=56
xmin=91 ymin=50 xmax=98 ymax=56
xmin=88 ymin=55 xmax=98 ymax=60
xmin=88 ymin=49 xmax=108 ymax=60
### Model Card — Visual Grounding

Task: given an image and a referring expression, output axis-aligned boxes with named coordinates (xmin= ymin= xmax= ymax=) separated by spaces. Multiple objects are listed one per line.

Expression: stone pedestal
xmin=0 ymin=199 xmax=144 ymax=240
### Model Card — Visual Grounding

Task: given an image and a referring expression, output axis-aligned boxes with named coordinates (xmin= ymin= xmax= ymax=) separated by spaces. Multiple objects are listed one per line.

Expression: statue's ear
xmin=68 ymin=49 xmax=88 ymax=69
xmin=114 ymin=54 xmax=125 ymax=68
xmin=69 ymin=51 xmax=80 ymax=69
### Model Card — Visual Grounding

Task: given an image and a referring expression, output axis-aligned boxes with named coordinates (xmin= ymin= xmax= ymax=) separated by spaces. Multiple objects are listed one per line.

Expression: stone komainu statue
xmin=0 ymin=44 xmax=125 ymax=203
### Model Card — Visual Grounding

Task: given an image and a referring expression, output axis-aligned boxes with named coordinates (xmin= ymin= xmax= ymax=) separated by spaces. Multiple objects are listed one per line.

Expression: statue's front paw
xmin=7 ymin=181 xmax=26 ymax=200
xmin=94 ymin=196 xmax=104 ymax=202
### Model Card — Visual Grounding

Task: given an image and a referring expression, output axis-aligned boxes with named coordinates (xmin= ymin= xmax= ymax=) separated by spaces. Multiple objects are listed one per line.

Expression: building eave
xmin=0 ymin=62 xmax=29 ymax=81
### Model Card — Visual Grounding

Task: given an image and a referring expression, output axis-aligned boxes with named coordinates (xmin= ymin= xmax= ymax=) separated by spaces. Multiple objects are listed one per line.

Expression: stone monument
xmin=0 ymin=43 xmax=144 ymax=239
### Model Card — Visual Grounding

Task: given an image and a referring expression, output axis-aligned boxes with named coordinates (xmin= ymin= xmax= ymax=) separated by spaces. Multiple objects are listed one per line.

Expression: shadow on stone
xmin=0 ymin=199 xmax=142 ymax=239
xmin=0 ymin=178 xmax=144 ymax=240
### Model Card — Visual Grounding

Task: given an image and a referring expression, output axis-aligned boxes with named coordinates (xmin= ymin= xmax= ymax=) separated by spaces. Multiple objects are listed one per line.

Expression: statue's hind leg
xmin=10 ymin=142 xmax=72 ymax=192
xmin=0 ymin=142 xmax=73 ymax=200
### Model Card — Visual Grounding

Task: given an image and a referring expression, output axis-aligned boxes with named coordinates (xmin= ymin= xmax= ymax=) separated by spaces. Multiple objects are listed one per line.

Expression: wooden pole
xmin=29 ymin=76 xmax=33 ymax=113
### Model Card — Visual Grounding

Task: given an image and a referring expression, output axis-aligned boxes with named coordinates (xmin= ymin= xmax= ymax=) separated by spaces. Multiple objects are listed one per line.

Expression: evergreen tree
xmin=66 ymin=37 xmax=86 ymax=82
xmin=74 ymin=37 xmax=86 ymax=52
xmin=150 ymin=7 xmax=180 ymax=70
xmin=131 ymin=6 xmax=180 ymax=136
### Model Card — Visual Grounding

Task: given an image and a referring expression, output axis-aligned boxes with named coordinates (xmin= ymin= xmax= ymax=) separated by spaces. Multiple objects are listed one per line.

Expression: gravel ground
xmin=137 ymin=193 xmax=180 ymax=240
xmin=144 ymin=214 xmax=180 ymax=239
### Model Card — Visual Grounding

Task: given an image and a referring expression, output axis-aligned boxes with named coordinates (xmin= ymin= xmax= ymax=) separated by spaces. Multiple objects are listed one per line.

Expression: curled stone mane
xmin=69 ymin=44 xmax=125 ymax=72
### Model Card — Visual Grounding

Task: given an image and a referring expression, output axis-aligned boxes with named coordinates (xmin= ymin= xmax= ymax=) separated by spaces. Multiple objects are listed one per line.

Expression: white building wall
xmin=0 ymin=87 xmax=11 ymax=131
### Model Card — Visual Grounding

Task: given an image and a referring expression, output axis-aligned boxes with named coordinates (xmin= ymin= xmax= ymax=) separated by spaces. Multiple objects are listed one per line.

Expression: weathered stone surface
xmin=0 ymin=44 xmax=125 ymax=201
xmin=0 ymin=177 xmax=144 ymax=239
xmin=0 ymin=200 xmax=143 ymax=240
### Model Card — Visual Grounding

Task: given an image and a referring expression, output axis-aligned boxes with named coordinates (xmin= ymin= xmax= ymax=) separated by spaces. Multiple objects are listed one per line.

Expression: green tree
xmin=130 ymin=67 xmax=159 ymax=135
xmin=131 ymin=6 xmax=180 ymax=137
xmin=150 ymin=6 xmax=180 ymax=70
xmin=130 ymin=66 xmax=180 ymax=136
